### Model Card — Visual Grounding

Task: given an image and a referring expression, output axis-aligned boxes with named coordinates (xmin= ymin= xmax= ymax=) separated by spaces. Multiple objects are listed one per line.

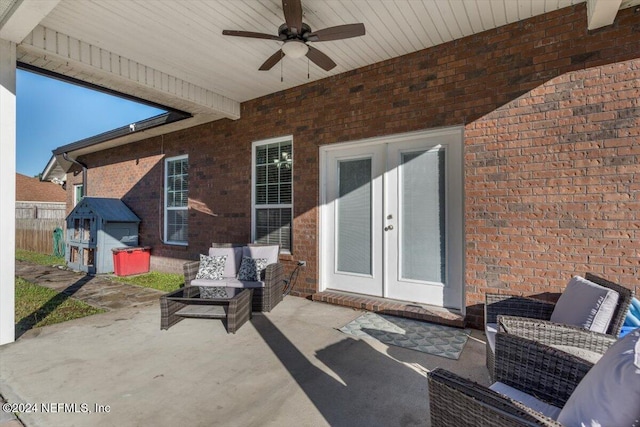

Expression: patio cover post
xmin=0 ymin=38 xmax=16 ymax=345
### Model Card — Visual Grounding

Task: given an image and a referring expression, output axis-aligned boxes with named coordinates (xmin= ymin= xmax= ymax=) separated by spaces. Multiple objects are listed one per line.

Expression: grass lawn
xmin=15 ymin=277 xmax=106 ymax=333
xmin=16 ymin=249 xmax=65 ymax=266
xmin=111 ymin=271 xmax=183 ymax=293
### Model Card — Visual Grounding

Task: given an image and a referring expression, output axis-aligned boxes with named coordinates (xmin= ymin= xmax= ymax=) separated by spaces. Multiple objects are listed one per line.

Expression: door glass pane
xmin=401 ymin=149 xmax=445 ymax=283
xmin=337 ymin=158 xmax=372 ymax=275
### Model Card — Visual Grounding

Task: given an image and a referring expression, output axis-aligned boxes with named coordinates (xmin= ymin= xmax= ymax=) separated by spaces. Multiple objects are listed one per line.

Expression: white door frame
xmin=319 ymin=126 xmax=465 ymax=312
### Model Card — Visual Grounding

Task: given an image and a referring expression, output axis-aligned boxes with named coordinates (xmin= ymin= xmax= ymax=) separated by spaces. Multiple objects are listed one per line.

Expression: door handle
xmin=384 ymin=225 xmax=394 ymax=231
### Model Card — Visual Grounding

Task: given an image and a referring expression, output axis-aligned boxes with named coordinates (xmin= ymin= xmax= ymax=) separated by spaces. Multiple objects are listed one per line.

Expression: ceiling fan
xmin=222 ymin=0 xmax=365 ymax=72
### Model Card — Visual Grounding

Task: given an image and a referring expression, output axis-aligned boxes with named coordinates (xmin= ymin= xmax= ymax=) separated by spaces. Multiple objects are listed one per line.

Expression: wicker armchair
xmin=484 ymin=273 xmax=633 ymax=380
xmin=183 ymin=243 xmax=285 ymax=312
xmin=428 ymin=332 xmax=595 ymax=427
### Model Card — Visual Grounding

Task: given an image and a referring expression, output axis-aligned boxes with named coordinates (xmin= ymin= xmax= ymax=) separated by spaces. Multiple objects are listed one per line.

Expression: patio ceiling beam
xmin=18 ymin=25 xmax=240 ymax=120
xmin=0 ymin=0 xmax=60 ymax=43
xmin=587 ymin=0 xmax=623 ymax=30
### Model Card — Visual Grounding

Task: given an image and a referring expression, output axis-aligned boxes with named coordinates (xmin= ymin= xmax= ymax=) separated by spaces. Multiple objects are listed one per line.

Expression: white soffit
xmin=18 ymin=25 xmax=240 ymax=120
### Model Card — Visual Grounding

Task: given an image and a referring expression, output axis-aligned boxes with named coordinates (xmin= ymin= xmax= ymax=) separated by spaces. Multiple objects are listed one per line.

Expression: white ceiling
xmin=2 ymin=0 xmax=635 ymax=125
xmin=38 ymin=0 xmax=588 ymax=104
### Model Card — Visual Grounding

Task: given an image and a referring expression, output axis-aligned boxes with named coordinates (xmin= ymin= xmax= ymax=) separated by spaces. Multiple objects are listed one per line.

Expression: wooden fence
xmin=16 ymin=202 xmax=66 ymax=220
xmin=16 ymin=219 xmax=65 ymax=254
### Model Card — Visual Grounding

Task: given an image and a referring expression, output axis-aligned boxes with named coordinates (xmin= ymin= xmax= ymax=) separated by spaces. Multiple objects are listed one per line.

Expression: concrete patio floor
xmin=1 ymin=294 xmax=490 ymax=427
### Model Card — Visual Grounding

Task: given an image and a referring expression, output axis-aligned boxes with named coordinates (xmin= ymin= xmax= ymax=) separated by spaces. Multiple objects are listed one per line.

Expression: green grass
xmin=15 ymin=277 xmax=106 ymax=334
xmin=111 ymin=271 xmax=183 ymax=292
xmin=16 ymin=249 xmax=65 ymax=266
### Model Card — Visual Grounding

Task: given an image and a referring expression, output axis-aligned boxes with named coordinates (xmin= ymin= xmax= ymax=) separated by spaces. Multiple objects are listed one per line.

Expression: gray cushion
xmin=557 ymin=329 xmax=640 ymax=426
xmin=550 ymin=276 xmax=619 ymax=333
xmin=489 ymin=382 xmax=562 ymax=420
xmin=237 ymin=256 xmax=268 ymax=281
xmin=485 ymin=322 xmax=498 ymax=353
xmin=242 ymin=245 xmax=279 ymax=265
xmin=191 ymin=278 xmax=264 ymax=289
xmin=195 ymin=254 xmax=226 ymax=280
xmin=549 ymin=344 xmax=603 ymax=365
xmin=208 ymin=246 xmax=243 ymax=277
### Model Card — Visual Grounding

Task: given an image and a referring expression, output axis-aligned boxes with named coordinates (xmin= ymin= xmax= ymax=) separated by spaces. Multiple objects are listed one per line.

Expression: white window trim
xmin=73 ymin=184 xmax=83 ymax=206
xmin=164 ymin=154 xmax=189 ymax=246
xmin=251 ymin=135 xmax=293 ymax=254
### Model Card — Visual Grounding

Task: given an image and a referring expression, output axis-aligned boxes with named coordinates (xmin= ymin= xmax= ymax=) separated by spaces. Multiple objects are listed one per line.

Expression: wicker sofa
xmin=183 ymin=243 xmax=285 ymax=312
xmin=428 ymin=329 xmax=640 ymax=426
xmin=484 ymin=273 xmax=634 ymax=380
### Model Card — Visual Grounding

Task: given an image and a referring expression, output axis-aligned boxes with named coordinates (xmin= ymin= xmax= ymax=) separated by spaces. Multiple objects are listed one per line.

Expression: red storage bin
xmin=112 ymin=246 xmax=151 ymax=276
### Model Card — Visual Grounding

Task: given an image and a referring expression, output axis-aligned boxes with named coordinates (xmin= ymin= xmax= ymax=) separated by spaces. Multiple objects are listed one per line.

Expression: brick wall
xmin=464 ymin=59 xmax=640 ymax=326
xmin=73 ymin=4 xmax=640 ymax=326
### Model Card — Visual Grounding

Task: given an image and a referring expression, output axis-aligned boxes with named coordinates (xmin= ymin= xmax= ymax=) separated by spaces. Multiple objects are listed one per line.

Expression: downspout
xmin=62 ymin=153 xmax=88 ymax=196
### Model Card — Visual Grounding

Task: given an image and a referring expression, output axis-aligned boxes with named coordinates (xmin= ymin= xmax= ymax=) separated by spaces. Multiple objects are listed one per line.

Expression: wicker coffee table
xmin=160 ymin=287 xmax=253 ymax=334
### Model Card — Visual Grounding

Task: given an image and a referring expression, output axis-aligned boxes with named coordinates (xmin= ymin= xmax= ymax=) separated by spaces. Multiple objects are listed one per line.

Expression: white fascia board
xmin=19 ymin=25 xmax=241 ymax=120
xmin=587 ymin=0 xmax=623 ymax=30
xmin=0 ymin=0 xmax=60 ymax=43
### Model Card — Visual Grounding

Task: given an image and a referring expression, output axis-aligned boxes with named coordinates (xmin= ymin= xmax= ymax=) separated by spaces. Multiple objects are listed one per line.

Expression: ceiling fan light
xmin=282 ymin=40 xmax=308 ymax=58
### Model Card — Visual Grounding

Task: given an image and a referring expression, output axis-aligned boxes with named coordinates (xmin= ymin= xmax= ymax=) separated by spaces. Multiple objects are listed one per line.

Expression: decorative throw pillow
xmin=556 ymin=329 xmax=640 ymax=426
xmin=237 ymin=256 xmax=268 ymax=281
xmin=195 ymin=254 xmax=227 ymax=280
xmin=209 ymin=246 xmax=243 ymax=277
xmin=199 ymin=286 xmax=228 ymax=299
xmin=549 ymin=275 xmax=619 ymax=333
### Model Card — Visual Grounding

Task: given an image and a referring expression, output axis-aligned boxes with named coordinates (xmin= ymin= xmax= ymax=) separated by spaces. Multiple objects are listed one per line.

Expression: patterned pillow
xmin=195 ymin=254 xmax=227 ymax=280
xmin=199 ymin=286 xmax=228 ymax=299
xmin=237 ymin=256 xmax=268 ymax=281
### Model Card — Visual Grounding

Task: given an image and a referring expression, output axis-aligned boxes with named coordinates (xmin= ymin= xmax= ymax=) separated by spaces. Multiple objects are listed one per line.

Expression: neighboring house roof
xmin=16 ymin=173 xmax=66 ymax=203
xmin=70 ymin=197 xmax=140 ymax=223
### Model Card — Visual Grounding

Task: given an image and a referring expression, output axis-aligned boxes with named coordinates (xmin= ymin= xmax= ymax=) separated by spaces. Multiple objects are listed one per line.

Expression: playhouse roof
xmin=70 ymin=197 xmax=140 ymax=223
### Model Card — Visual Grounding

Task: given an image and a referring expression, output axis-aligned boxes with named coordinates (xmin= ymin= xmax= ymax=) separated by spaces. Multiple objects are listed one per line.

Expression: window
xmin=253 ymin=137 xmax=292 ymax=252
xmin=164 ymin=155 xmax=188 ymax=245
xmin=73 ymin=184 xmax=84 ymax=206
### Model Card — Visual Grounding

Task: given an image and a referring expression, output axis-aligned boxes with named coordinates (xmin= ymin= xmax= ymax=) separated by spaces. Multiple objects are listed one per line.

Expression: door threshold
xmin=311 ymin=290 xmax=465 ymax=328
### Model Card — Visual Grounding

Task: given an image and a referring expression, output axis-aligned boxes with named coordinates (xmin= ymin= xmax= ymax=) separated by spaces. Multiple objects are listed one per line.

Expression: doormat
xmin=339 ymin=312 xmax=470 ymax=360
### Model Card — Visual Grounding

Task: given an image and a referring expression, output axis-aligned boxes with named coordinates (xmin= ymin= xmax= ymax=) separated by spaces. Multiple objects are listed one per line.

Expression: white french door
xmin=321 ymin=127 xmax=464 ymax=310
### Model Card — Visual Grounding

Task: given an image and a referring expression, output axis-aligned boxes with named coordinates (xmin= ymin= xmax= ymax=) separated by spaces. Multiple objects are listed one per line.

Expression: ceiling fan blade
xmin=306 ymin=46 xmax=337 ymax=71
xmin=259 ymin=50 xmax=284 ymax=71
xmin=306 ymin=23 xmax=366 ymax=42
xmin=282 ymin=0 xmax=303 ymax=35
xmin=222 ymin=30 xmax=281 ymax=41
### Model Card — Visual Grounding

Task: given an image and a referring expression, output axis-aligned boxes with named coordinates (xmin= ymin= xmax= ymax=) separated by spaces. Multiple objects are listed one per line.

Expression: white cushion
xmin=557 ymin=329 xmax=640 ymax=426
xmin=485 ymin=322 xmax=498 ymax=353
xmin=208 ymin=246 xmax=243 ymax=277
xmin=242 ymin=245 xmax=279 ymax=265
xmin=550 ymin=276 xmax=619 ymax=333
xmin=490 ymin=382 xmax=562 ymax=420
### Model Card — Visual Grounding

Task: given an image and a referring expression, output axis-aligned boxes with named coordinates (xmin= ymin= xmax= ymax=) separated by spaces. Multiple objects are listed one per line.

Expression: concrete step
xmin=312 ymin=290 xmax=465 ymax=328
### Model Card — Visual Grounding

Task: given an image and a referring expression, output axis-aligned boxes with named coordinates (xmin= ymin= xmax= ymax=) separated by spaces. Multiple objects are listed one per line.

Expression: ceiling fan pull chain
xmin=281 ymin=51 xmax=284 ymax=82
xmin=307 ymin=57 xmax=310 ymax=79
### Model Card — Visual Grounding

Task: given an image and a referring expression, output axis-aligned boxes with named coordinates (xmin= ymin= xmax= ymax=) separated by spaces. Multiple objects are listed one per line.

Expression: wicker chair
xmin=484 ymin=273 xmax=634 ymax=380
xmin=429 ymin=332 xmax=596 ymax=427
xmin=183 ymin=243 xmax=285 ymax=312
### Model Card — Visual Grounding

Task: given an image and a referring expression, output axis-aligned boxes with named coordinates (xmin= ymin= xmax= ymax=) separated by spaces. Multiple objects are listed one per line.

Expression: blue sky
xmin=17 ymin=69 xmax=166 ymax=177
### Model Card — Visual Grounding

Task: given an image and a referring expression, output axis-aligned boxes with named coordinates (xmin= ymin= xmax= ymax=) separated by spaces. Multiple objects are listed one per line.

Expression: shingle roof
xmin=16 ymin=173 xmax=66 ymax=203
